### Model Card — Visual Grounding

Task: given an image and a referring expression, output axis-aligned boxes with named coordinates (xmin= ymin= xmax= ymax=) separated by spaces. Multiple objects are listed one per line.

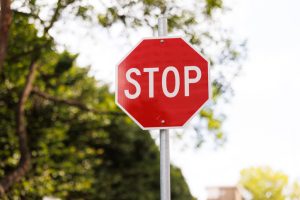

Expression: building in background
xmin=206 ymin=186 xmax=244 ymax=200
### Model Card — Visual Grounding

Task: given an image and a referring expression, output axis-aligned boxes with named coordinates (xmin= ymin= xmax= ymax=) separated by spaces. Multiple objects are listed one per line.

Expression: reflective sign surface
xmin=116 ymin=37 xmax=210 ymax=130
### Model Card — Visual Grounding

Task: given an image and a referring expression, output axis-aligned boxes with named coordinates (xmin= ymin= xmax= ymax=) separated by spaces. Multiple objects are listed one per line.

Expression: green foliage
xmin=239 ymin=166 xmax=300 ymax=200
xmin=1 ymin=0 xmax=247 ymax=197
xmin=9 ymin=0 xmax=246 ymax=147
xmin=54 ymin=51 xmax=77 ymax=75
xmin=204 ymin=0 xmax=223 ymax=16
xmin=290 ymin=182 xmax=300 ymax=200
xmin=98 ymin=7 xmax=119 ymax=27
xmin=0 ymin=11 xmax=195 ymax=199
xmin=240 ymin=166 xmax=288 ymax=200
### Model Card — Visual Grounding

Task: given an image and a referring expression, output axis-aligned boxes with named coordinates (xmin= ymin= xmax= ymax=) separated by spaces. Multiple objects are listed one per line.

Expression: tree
xmin=239 ymin=166 xmax=300 ymax=200
xmin=0 ymin=0 xmax=245 ymax=197
xmin=0 ymin=9 xmax=195 ymax=199
xmin=290 ymin=182 xmax=300 ymax=200
xmin=0 ymin=0 xmax=12 ymax=73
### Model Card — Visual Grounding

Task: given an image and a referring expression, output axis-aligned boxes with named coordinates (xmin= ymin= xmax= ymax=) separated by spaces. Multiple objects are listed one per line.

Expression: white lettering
xmin=143 ymin=68 xmax=159 ymax=98
xmin=162 ymin=66 xmax=180 ymax=98
xmin=184 ymin=66 xmax=201 ymax=96
xmin=124 ymin=68 xmax=141 ymax=99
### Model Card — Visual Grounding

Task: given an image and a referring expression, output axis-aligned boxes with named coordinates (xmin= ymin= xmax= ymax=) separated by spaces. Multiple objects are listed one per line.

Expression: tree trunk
xmin=0 ymin=0 xmax=12 ymax=73
xmin=0 ymin=61 xmax=38 ymax=196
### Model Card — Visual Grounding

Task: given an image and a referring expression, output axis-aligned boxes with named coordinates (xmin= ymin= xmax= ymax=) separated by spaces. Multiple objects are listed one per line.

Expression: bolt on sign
xmin=116 ymin=37 xmax=210 ymax=130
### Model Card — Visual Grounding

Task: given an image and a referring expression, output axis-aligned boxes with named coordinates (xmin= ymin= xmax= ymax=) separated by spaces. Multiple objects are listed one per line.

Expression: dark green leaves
xmin=1 ymin=11 xmax=195 ymax=199
xmin=54 ymin=51 xmax=77 ymax=75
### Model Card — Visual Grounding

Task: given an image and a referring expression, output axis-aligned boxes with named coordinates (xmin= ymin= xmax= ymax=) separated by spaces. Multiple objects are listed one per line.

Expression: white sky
xmin=54 ymin=0 xmax=300 ymax=199
xmin=170 ymin=0 xmax=300 ymax=199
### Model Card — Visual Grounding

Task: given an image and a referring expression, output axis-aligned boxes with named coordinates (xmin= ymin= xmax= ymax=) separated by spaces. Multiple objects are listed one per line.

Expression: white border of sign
xmin=115 ymin=37 xmax=211 ymax=130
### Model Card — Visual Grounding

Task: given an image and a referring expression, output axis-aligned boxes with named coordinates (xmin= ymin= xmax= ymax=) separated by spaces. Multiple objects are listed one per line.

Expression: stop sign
xmin=116 ymin=37 xmax=210 ymax=129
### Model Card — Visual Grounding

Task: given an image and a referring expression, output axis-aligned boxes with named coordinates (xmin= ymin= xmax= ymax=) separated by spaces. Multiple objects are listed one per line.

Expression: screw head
xmin=160 ymin=39 xmax=164 ymax=43
xmin=161 ymin=120 xmax=165 ymax=124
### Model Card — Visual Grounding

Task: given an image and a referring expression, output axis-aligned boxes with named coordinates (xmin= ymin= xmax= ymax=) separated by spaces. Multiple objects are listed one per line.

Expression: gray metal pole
xmin=158 ymin=16 xmax=168 ymax=37
xmin=160 ymin=129 xmax=170 ymax=200
xmin=158 ymin=16 xmax=171 ymax=200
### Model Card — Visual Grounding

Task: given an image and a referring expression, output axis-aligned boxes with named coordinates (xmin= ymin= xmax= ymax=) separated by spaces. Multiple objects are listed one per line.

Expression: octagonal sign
xmin=116 ymin=37 xmax=210 ymax=130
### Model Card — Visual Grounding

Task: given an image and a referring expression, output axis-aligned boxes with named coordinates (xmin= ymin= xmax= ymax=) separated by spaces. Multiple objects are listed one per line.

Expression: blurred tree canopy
xmin=0 ymin=0 xmax=245 ymax=198
xmin=239 ymin=166 xmax=300 ymax=200
xmin=0 ymin=13 xmax=194 ymax=199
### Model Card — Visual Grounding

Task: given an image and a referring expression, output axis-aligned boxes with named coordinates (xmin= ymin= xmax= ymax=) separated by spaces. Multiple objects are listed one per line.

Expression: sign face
xmin=116 ymin=37 xmax=210 ymax=130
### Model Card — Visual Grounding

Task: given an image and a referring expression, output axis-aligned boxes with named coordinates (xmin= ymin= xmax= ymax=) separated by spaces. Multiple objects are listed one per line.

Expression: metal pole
xmin=158 ymin=16 xmax=168 ymax=37
xmin=158 ymin=16 xmax=170 ymax=200
xmin=160 ymin=129 xmax=170 ymax=200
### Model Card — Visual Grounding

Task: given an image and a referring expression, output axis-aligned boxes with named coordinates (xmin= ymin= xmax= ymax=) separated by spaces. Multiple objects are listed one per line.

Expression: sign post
xmin=116 ymin=15 xmax=210 ymax=200
xmin=158 ymin=16 xmax=171 ymax=200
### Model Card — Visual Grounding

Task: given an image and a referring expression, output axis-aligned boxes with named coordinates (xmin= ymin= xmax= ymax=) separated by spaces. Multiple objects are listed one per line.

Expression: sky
xmin=169 ymin=0 xmax=300 ymax=198
xmin=54 ymin=0 xmax=300 ymax=199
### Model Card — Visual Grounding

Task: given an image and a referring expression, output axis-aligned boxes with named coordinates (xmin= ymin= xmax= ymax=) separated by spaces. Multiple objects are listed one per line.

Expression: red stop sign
xmin=116 ymin=37 xmax=210 ymax=130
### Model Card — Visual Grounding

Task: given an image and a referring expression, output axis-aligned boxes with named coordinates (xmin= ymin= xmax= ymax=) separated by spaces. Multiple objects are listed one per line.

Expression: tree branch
xmin=44 ymin=0 xmax=77 ymax=35
xmin=0 ymin=61 xmax=39 ymax=196
xmin=43 ymin=0 xmax=62 ymax=34
xmin=32 ymin=88 xmax=125 ymax=116
xmin=0 ymin=0 xmax=12 ymax=74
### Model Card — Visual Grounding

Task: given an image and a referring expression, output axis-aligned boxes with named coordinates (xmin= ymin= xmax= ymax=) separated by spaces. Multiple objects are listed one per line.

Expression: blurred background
xmin=0 ymin=0 xmax=299 ymax=199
